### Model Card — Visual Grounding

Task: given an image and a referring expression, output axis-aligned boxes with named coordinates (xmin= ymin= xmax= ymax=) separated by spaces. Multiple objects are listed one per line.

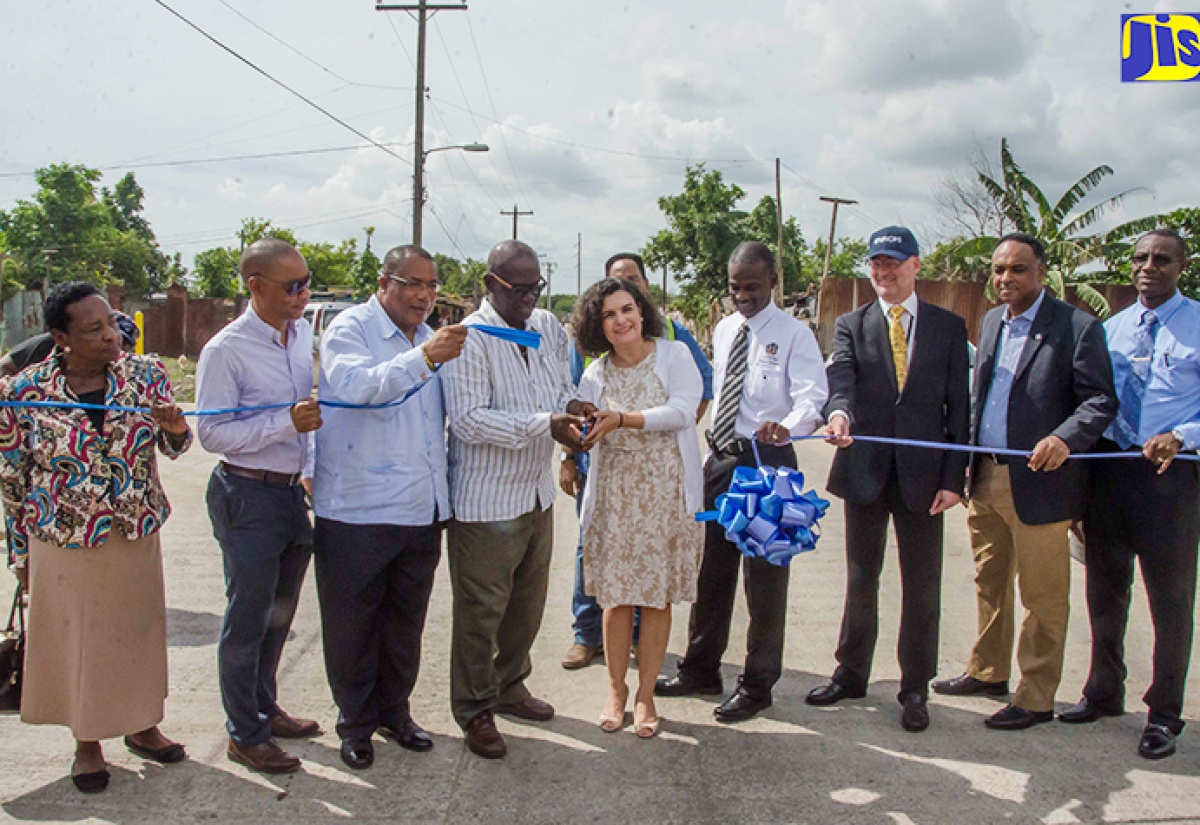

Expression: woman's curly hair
xmin=571 ymin=277 xmax=663 ymax=358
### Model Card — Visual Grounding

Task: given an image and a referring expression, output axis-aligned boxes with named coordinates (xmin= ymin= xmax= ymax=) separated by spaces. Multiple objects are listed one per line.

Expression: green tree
xmin=193 ymin=247 xmax=240 ymax=299
xmin=441 ymin=256 xmax=486 ymax=299
xmin=300 ymin=239 xmax=358 ymax=289
xmin=1101 ymin=207 xmax=1200 ymax=299
xmin=801 ymin=238 xmax=869 ymax=281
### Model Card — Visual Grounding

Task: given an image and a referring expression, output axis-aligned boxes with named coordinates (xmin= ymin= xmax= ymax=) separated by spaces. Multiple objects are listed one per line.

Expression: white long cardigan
xmin=576 ymin=338 xmax=705 ymax=533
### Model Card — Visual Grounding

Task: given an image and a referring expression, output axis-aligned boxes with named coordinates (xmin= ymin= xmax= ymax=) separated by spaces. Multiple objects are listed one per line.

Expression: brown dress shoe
xmin=495 ymin=696 xmax=555 ymax=722
xmin=561 ymin=642 xmax=603 ymax=670
xmin=464 ymin=711 xmax=507 ymax=759
xmin=270 ymin=710 xmax=321 ymax=739
xmin=227 ymin=738 xmax=302 ymax=774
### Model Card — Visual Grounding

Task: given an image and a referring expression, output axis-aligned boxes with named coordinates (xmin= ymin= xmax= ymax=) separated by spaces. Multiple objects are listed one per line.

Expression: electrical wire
xmin=154 ymin=0 xmax=412 ymax=168
xmin=464 ymin=14 xmax=528 ymax=204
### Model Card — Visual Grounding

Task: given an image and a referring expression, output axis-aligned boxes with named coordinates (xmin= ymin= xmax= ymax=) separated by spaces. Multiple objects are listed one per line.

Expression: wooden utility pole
xmin=500 ymin=204 xmax=533 ymax=239
xmin=375 ymin=1 xmax=468 ymax=246
xmin=817 ymin=195 xmax=858 ymax=326
xmin=774 ymin=158 xmax=785 ymax=304
xmin=544 ymin=261 xmax=556 ymax=310
xmin=662 ymin=265 xmax=668 ymax=306
xmin=576 ymin=233 xmax=582 ymax=298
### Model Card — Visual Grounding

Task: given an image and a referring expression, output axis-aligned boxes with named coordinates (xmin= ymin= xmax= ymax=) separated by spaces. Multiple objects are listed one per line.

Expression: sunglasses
xmin=254 ymin=273 xmax=311 ymax=296
xmin=490 ymin=272 xmax=547 ymax=298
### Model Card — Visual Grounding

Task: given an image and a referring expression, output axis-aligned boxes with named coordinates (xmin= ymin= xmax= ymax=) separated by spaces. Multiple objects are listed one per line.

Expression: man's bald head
xmin=487 ymin=239 xmax=538 ymax=279
xmin=240 ymin=238 xmax=303 ymax=282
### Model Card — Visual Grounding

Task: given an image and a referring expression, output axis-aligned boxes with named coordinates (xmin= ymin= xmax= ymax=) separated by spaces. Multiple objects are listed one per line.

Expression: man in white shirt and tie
xmin=656 ymin=241 xmax=828 ymax=722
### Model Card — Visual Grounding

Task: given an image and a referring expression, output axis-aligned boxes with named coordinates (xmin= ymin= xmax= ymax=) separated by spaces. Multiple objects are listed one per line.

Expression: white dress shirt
xmin=313 ymin=296 xmax=448 ymax=526
xmin=442 ymin=299 xmax=577 ymax=522
xmin=711 ymin=301 xmax=828 ymax=442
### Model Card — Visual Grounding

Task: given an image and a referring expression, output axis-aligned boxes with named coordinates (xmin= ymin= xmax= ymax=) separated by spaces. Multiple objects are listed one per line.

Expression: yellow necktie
xmin=888 ymin=305 xmax=908 ymax=391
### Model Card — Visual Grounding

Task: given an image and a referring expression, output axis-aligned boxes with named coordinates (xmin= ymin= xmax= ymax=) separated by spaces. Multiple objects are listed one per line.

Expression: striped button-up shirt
xmin=442 ymin=299 xmax=576 ymax=522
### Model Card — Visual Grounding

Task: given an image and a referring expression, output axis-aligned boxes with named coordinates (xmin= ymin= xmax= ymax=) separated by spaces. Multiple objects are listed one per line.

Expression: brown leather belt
xmin=220 ymin=462 xmax=302 ymax=487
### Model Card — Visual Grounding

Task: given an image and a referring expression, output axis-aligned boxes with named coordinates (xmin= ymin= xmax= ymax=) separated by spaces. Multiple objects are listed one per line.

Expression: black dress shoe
xmin=71 ymin=768 xmax=110 ymax=794
xmin=380 ymin=721 xmax=434 ymax=753
xmin=984 ymin=704 xmax=1053 ymax=730
xmin=1138 ymin=724 xmax=1177 ymax=759
xmin=340 ymin=738 xmax=375 ymax=770
xmin=1058 ymin=697 xmax=1124 ymax=724
xmin=655 ymin=674 xmax=723 ymax=697
xmin=714 ymin=689 xmax=771 ymax=723
xmin=806 ymin=681 xmax=866 ymax=706
xmin=901 ymin=693 xmax=930 ymax=732
xmin=932 ymin=673 xmax=1009 ymax=696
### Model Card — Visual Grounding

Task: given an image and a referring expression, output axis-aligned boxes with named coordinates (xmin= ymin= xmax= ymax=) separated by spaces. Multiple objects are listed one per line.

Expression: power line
xmin=464 ymin=15 xmax=528 ymax=204
xmin=154 ymin=0 xmax=412 ymax=168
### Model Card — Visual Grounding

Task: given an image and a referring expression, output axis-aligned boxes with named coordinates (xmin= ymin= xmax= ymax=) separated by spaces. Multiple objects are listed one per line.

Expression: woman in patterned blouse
xmin=0 ymin=282 xmax=192 ymax=794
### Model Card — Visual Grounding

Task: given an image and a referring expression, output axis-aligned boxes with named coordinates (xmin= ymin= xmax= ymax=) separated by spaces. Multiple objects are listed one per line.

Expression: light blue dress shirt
xmin=978 ymin=290 xmax=1047 ymax=450
xmin=1104 ymin=290 xmax=1200 ymax=450
xmin=195 ymin=304 xmax=314 ymax=475
xmin=312 ymin=296 xmax=448 ymax=526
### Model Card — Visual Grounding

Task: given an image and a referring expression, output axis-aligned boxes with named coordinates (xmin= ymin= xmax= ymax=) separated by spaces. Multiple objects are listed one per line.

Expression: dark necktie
xmin=711 ymin=322 xmax=750 ymax=449
xmin=1112 ymin=310 xmax=1160 ymax=449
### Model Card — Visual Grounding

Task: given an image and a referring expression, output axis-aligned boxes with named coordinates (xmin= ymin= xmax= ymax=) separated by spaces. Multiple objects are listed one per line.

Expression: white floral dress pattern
xmin=583 ymin=351 xmax=703 ymax=609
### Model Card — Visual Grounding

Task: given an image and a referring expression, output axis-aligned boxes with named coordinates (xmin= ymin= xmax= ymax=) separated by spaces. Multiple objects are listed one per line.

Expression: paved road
xmin=1 ymin=439 xmax=1198 ymax=824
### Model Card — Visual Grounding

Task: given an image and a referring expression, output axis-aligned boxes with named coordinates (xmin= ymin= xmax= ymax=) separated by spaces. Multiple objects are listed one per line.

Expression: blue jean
xmin=207 ymin=466 xmax=313 ymax=746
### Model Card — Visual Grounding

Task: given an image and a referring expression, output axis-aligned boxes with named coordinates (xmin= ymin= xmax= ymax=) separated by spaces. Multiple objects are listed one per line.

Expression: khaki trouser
xmin=966 ymin=460 xmax=1071 ymax=712
xmin=447 ymin=507 xmax=554 ymax=728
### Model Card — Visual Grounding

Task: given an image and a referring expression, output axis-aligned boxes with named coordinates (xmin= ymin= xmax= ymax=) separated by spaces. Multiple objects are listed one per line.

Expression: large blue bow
xmin=697 ymin=464 xmax=830 ymax=567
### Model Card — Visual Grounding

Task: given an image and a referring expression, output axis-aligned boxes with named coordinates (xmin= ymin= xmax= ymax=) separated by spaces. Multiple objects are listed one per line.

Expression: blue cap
xmin=868 ymin=226 xmax=919 ymax=260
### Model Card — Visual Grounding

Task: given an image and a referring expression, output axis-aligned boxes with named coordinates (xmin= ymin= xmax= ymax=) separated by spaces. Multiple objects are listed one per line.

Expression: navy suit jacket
xmin=969 ymin=291 xmax=1118 ymax=525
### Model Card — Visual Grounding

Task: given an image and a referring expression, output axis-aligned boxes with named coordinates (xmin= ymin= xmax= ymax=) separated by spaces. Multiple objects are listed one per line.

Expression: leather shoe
xmin=464 ymin=711 xmax=506 ymax=759
xmin=495 ymin=696 xmax=555 ymax=722
xmin=984 ymin=704 xmax=1053 ymax=730
xmin=379 ymin=720 xmax=433 ymax=753
xmin=805 ymin=681 xmax=866 ymax=706
xmin=714 ymin=688 xmax=771 ymax=723
xmin=71 ymin=768 xmax=110 ymax=794
xmin=562 ymin=642 xmax=603 ymax=670
xmin=900 ymin=693 xmax=930 ymax=732
xmin=339 ymin=738 xmax=374 ymax=770
xmin=1139 ymin=724 xmax=1177 ymax=759
xmin=227 ymin=738 xmax=301 ymax=774
xmin=655 ymin=674 xmax=724 ymax=697
xmin=269 ymin=709 xmax=321 ymax=739
xmin=124 ymin=735 xmax=187 ymax=764
xmin=932 ymin=673 xmax=1009 ymax=697
xmin=1058 ymin=697 xmax=1124 ymax=724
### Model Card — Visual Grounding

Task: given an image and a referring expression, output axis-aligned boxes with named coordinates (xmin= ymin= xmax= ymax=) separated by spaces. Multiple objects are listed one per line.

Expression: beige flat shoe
xmin=635 ymin=716 xmax=660 ymax=739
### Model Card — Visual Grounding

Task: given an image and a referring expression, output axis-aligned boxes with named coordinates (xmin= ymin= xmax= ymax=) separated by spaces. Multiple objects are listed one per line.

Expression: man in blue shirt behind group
xmin=559 ymin=252 xmax=713 ymax=669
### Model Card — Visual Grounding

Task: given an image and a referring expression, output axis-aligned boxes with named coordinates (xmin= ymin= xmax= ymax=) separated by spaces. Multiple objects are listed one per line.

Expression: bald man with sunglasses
xmin=196 ymin=239 xmax=324 ymax=775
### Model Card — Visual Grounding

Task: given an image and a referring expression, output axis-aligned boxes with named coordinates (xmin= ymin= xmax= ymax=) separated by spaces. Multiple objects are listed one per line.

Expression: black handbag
xmin=0 ymin=582 xmax=24 ymax=713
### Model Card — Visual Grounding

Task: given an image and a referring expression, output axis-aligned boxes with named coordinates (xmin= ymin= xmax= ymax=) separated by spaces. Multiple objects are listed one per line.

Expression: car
xmin=303 ymin=301 xmax=356 ymax=355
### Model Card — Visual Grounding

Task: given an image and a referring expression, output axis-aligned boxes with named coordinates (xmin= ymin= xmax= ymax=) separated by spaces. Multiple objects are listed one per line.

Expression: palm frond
xmin=1051 ymin=165 xmax=1114 ymax=225
xmin=1061 ymin=189 xmax=1145 ymax=237
xmin=952 ymin=236 xmax=1000 ymax=259
xmin=1044 ymin=268 xmax=1066 ymax=299
xmin=1072 ymin=282 xmax=1112 ymax=319
xmin=1102 ymin=213 xmax=1166 ymax=243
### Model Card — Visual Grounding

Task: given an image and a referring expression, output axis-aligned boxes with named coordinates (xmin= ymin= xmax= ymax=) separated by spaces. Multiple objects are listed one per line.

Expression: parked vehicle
xmin=303 ymin=301 xmax=356 ymax=355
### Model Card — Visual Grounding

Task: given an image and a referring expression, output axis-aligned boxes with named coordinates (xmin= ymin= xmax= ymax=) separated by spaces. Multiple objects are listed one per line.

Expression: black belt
xmin=706 ymin=431 xmax=752 ymax=457
xmin=220 ymin=462 xmax=302 ymax=487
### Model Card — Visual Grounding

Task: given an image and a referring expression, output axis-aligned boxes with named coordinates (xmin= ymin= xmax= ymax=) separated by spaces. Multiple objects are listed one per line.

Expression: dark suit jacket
xmin=824 ymin=300 xmax=971 ymax=513
xmin=969 ymin=291 xmax=1118 ymax=525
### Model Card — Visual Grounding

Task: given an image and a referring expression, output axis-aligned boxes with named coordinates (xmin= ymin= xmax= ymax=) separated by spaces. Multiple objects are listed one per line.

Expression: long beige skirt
xmin=22 ymin=531 xmax=169 ymax=741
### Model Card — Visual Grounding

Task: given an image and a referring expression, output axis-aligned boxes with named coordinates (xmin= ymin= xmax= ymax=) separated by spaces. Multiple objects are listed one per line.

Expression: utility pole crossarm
xmin=500 ymin=204 xmax=533 ymax=239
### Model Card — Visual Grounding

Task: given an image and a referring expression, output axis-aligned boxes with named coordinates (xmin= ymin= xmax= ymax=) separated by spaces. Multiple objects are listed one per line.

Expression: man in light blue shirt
xmin=311 ymin=245 xmax=467 ymax=771
xmin=1063 ymin=230 xmax=1200 ymax=760
xmin=977 ymin=290 xmax=1045 ymax=450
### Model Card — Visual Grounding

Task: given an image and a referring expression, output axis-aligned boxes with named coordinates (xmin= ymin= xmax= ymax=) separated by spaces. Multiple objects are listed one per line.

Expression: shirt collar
xmin=366 ymin=295 xmax=431 ymax=344
xmin=738 ymin=300 xmax=780 ymax=334
xmin=244 ymin=302 xmax=295 ymax=346
xmin=878 ymin=292 xmax=919 ymax=320
xmin=1139 ymin=289 xmax=1184 ymax=326
xmin=1003 ymin=289 xmax=1045 ymax=327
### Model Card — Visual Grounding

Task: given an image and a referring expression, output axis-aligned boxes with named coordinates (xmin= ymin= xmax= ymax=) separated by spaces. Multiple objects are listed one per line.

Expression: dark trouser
xmin=313 ymin=518 xmax=442 ymax=741
xmin=677 ymin=443 xmax=795 ymax=701
xmin=570 ymin=468 xmax=603 ymax=646
xmin=206 ymin=466 xmax=312 ymax=747
xmin=1082 ymin=444 xmax=1200 ymax=734
xmin=448 ymin=507 xmax=554 ymax=728
xmin=833 ymin=465 xmax=944 ymax=702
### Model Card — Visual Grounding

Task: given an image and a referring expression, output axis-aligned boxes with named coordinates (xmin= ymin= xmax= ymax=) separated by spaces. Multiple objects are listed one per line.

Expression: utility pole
xmin=500 ymin=204 xmax=533 ymax=239
xmin=576 ymin=233 xmax=582 ymax=298
xmin=375 ymin=1 xmax=468 ymax=246
xmin=817 ymin=195 xmax=858 ymax=328
xmin=774 ymin=157 xmax=785 ymax=304
xmin=662 ymin=265 xmax=668 ymax=307
xmin=543 ymin=261 xmax=556 ymax=310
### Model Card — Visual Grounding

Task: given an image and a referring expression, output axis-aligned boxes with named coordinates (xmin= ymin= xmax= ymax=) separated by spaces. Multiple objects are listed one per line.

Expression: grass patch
xmin=163 ymin=355 xmax=197 ymax=404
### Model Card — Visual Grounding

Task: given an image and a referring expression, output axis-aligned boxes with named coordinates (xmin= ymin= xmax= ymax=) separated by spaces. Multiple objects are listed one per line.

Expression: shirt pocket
xmin=746 ymin=362 xmax=785 ymax=404
xmin=1158 ymin=346 xmax=1200 ymax=391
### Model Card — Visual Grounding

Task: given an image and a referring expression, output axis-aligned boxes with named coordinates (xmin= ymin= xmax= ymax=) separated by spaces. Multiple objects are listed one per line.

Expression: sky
xmin=2 ymin=0 xmax=1197 ymax=295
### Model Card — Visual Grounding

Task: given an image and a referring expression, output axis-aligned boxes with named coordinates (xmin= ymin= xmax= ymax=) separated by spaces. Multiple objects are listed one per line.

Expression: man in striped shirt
xmin=441 ymin=240 xmax=590 ymax=759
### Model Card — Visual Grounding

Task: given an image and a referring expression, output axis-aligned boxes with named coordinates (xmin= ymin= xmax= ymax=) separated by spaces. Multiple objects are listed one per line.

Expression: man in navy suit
xmin=807 ymin=226 xmax=970 ymax=732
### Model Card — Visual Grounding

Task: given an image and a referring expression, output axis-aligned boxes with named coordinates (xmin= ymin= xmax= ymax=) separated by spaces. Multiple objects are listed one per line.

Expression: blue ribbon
xmin=464 ymin=323 xmax=541 ymax=349
xmin=696 ymin=457 xmax=831 ymax=568
xmin=790 ymin=433 xmax=1200 ymax=462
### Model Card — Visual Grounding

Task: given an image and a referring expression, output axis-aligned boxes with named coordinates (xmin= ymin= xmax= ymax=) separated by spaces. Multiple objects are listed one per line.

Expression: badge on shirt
xmin=760 ymin=341 xmax=781 ymax=366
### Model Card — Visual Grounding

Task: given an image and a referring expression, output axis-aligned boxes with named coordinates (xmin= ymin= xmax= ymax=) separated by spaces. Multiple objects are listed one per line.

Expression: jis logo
xmin=1122 ymin=14 xmax=1200 ymax=81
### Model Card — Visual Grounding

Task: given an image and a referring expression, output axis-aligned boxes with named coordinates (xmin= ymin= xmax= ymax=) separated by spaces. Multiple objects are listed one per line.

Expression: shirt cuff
xmin=827 ymin=410 xmax=850 ymax=425
xmin=527 ymin=412 xmax=553 ymax=439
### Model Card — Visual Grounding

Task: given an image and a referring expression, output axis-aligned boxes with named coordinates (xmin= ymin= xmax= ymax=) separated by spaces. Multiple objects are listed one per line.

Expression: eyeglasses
xmin=253 ymin=273 xmax=311 ymax=296
xmin=490 ymin=272 xmax=547 ymax=298
xmin=385 ymin=273 xmax=441 ymax=294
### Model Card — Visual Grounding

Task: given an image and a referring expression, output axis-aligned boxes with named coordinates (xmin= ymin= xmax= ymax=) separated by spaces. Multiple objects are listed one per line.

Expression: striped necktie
xmin=711 ymin=322 xmax=750 ymax=449
xmin=1112 ymin=310 xmax=1160 ymax=449
xmin=889 ymin=305 xmax=908 ymax=391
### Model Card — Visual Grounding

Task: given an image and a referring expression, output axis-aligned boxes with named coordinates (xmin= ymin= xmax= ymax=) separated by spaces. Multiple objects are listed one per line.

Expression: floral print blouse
xmin=0 ymin=352 xmax=191 ymax=563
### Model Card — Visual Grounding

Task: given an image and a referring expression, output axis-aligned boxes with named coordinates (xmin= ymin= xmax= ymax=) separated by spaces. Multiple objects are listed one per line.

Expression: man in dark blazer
xmin=806 ymin=226 xmax=970 ymax=732
xmin=933 ymin=232 xmax=1117 ymax=730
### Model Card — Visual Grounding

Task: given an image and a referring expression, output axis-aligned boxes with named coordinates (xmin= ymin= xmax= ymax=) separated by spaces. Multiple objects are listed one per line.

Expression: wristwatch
xmin=1171 ymin=428 xmax=1186 ymax=449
